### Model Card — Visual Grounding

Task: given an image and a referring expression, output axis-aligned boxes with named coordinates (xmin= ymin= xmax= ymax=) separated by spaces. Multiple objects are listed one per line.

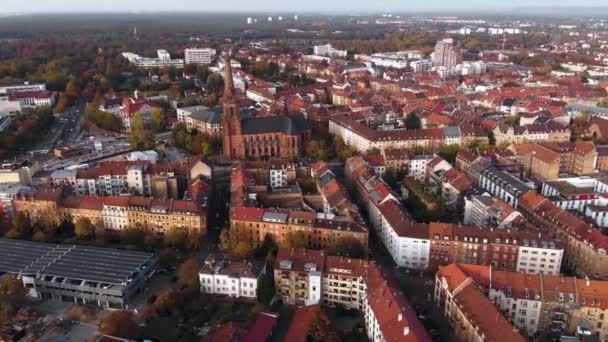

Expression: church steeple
xmin=222 ymin=51 xmax=235 ymax=104
xmin=222 ymin=49 xmax=241 ymax=160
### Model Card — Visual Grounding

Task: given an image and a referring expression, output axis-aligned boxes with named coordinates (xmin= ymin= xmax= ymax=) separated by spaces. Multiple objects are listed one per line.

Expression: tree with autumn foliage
xmin=178 ymin=257 xmax=200 ymax=290
xmin=98 ymin=310 xmax=139 ymax=339
xmin=74 ymin=217 xmax=95 ymax=239
xmin=0 ymin=275 xmax=27 ymax=321
xmin=219 ymin=229 xmax=253 ymax=258
xmin=152 ymin=288 xmax=179 ymax=316
xmin=306 ymin=308 xmax=339 ymax=342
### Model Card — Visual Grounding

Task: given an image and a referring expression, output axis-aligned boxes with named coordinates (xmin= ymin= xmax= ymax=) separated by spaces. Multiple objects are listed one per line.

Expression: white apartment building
xmin=269 ymin=167 xmax=293 ymax=189
xmin=516 ymin=241 xmax=563 ymax=275
xmin=410 ymin=60 xmax=434 ymax=73
xmin=313 ymin=44 xmax=347 ymax=58
xmin=463 ymin=194 xmax=523 ymax=228
xmin=458 ymin=61 xmax=487 ymax=76
xmin=488 ymin=286 xmax=542 ymax=336
xmin=409 ymin=155 xmax=434 ymax=182
xmin=199 ymin=254 xmax=261 ymax=299
xmin=370 ymin=51 xmax=422 ymax=69
xmin=76 ymin=166 xmax=151 ymax=197
xmin=121 ymin=51 xmax=184 ymax=69
xmin=184 ymin=48 xmax=216 ymax=65
xmin=478 ymin=167 xmax=530 ymax=208
xmin=102 ymin=203 xmax=129 ymax=231
xmin=376 ymin=200 xmax=430 ymax=269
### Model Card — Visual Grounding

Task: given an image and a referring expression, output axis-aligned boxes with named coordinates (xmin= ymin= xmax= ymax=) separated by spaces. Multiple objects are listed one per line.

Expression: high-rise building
xmin=184 ymin=48 xmax=216 ymax=65
xmin=432 ymin=38 xmax=462 ymax=68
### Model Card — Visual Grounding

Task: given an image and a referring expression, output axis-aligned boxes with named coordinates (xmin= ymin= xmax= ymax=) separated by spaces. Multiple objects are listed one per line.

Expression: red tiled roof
xmin=284 ymin=305 xmax=321 ymax=342
xmin=242 ymin=312 xmax=278 ymax=342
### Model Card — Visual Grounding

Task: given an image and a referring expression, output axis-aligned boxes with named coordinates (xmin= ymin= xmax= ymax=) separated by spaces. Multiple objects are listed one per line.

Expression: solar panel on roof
xmin=0 ymin=238 xmax=153 ymax=285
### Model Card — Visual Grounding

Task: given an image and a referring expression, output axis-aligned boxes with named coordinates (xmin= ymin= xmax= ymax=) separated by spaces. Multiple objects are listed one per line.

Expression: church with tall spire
xmin=221 ymin=52 xmax=311 ymax=160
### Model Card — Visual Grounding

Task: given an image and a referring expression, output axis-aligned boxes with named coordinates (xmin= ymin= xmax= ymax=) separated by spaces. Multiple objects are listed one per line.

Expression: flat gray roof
xmin=0 ymin=238 xmax=154 ymax=285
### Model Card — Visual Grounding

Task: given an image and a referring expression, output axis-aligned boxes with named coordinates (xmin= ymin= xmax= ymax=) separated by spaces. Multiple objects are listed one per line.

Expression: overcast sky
xmin=4 ymin=0 xmax=608 ymax=13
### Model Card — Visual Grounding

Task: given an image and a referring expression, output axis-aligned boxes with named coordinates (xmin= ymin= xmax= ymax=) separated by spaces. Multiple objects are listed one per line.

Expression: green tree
xmin=74 ymin=217 xmax=95 ymax=239
xmin=178 ymin=257 xmax=200 ymax=289
xmin=201 ymin=142 xmax=212 ymax=157
xmin=201 ymin=94 xmax=218 ymax=107
xmin=405 ymin=112 xmax=422 ymax=129
xmin=98 ymin=310 xmax=139 ymax=339
xmin=338 ymin=147 xmax=358 ymax=161
xmin=83 ymin=102 xmax=122 ymax=132
xmin=438 ymin=144 xmax=461 ymax=164
xmin=128 ymin=112 xmax=155 ymax=151
xmin=150 ymin=108 xmax=165 ymax=132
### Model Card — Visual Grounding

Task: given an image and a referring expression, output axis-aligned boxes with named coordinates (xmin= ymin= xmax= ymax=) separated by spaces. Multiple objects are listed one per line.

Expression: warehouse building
xmin=0 ymin=238 xmax=156 ymax=309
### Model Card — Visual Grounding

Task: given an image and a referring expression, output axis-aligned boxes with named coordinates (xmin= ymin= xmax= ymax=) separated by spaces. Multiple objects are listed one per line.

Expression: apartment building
xmin=184 ymin=48 xmax=216 ymax=65
xmin=176 ymin=106 xmax=223 ymax=136
xmin=15 ymin=185 xmax=208 ymax=236
xmin=436 ymin=263 xmax=608 ymax=340
xmin=274 ymin=248 xmax=325 ymax=306
xmin=509 ymin=143 xmax=561 ymax=182
xmin=199 ymin=254 xmax=261 ymax=299
xmin=126 ymin=196 xmax=205 ymax=234
xmin=478 ymin=166 xmax=530 ymax=207
xmin=116 ymin=96 xmax=162 ymax=132
xmin=381 ymin=148 xmax=412 ymax=172
xmin=274 ymin=248 xmax=431 ymax=342
xmin=313 ymin=44 xmax=347 ymax=58
xmin=13 ymin=189 xmax=64 ymax=227
xmin=75 ymin=161 xmax=187 ymax=199
xmin=229 ymin=207 xmax=368 ymax=251
xmin=269 ymin=164 xmax=296 ymax=189
xmin=0 ymin=183 xmax=31 ymax=221
xmin=518 ymin=190 xmax=608 ymax=279
xmin=409 ymin=155 xmax=435 ymax=182
xmin=428 ymin=222 xmax=563 ymax=275
xmin=493 ymin=123 xmax=571 ymax=146
xmin=464 ymin=194 xmax=524 ymax=228
xmin=541 ymin=141 xmax=598 ymax=176
xmin=346 ymin=156 xmax=564 ymax=274
xmin=433 ymin=38 xmax=462 ymax=69
xmin=329 ymin=115 xmax=451 ymax=153
xmin=8 ymin=90 xmax=56 ymax=108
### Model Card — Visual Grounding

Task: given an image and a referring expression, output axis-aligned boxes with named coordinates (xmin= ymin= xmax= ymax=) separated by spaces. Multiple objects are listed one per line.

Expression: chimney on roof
xmin=586 ymin=276 xmax=590 ymax=287
xmin=403 ymin=326 xmax=410 ymax=336
xmin=398 ymin=313 xmax=403 ymax=321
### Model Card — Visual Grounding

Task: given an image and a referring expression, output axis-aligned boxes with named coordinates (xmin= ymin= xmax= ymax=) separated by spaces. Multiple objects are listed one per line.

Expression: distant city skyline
xmin=4 ymin=0 xmax=608 ymax=14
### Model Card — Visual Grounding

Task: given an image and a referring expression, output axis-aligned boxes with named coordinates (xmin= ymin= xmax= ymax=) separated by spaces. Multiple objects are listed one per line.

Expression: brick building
xmin=221 ymin=55 xmax=311 ymax=160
